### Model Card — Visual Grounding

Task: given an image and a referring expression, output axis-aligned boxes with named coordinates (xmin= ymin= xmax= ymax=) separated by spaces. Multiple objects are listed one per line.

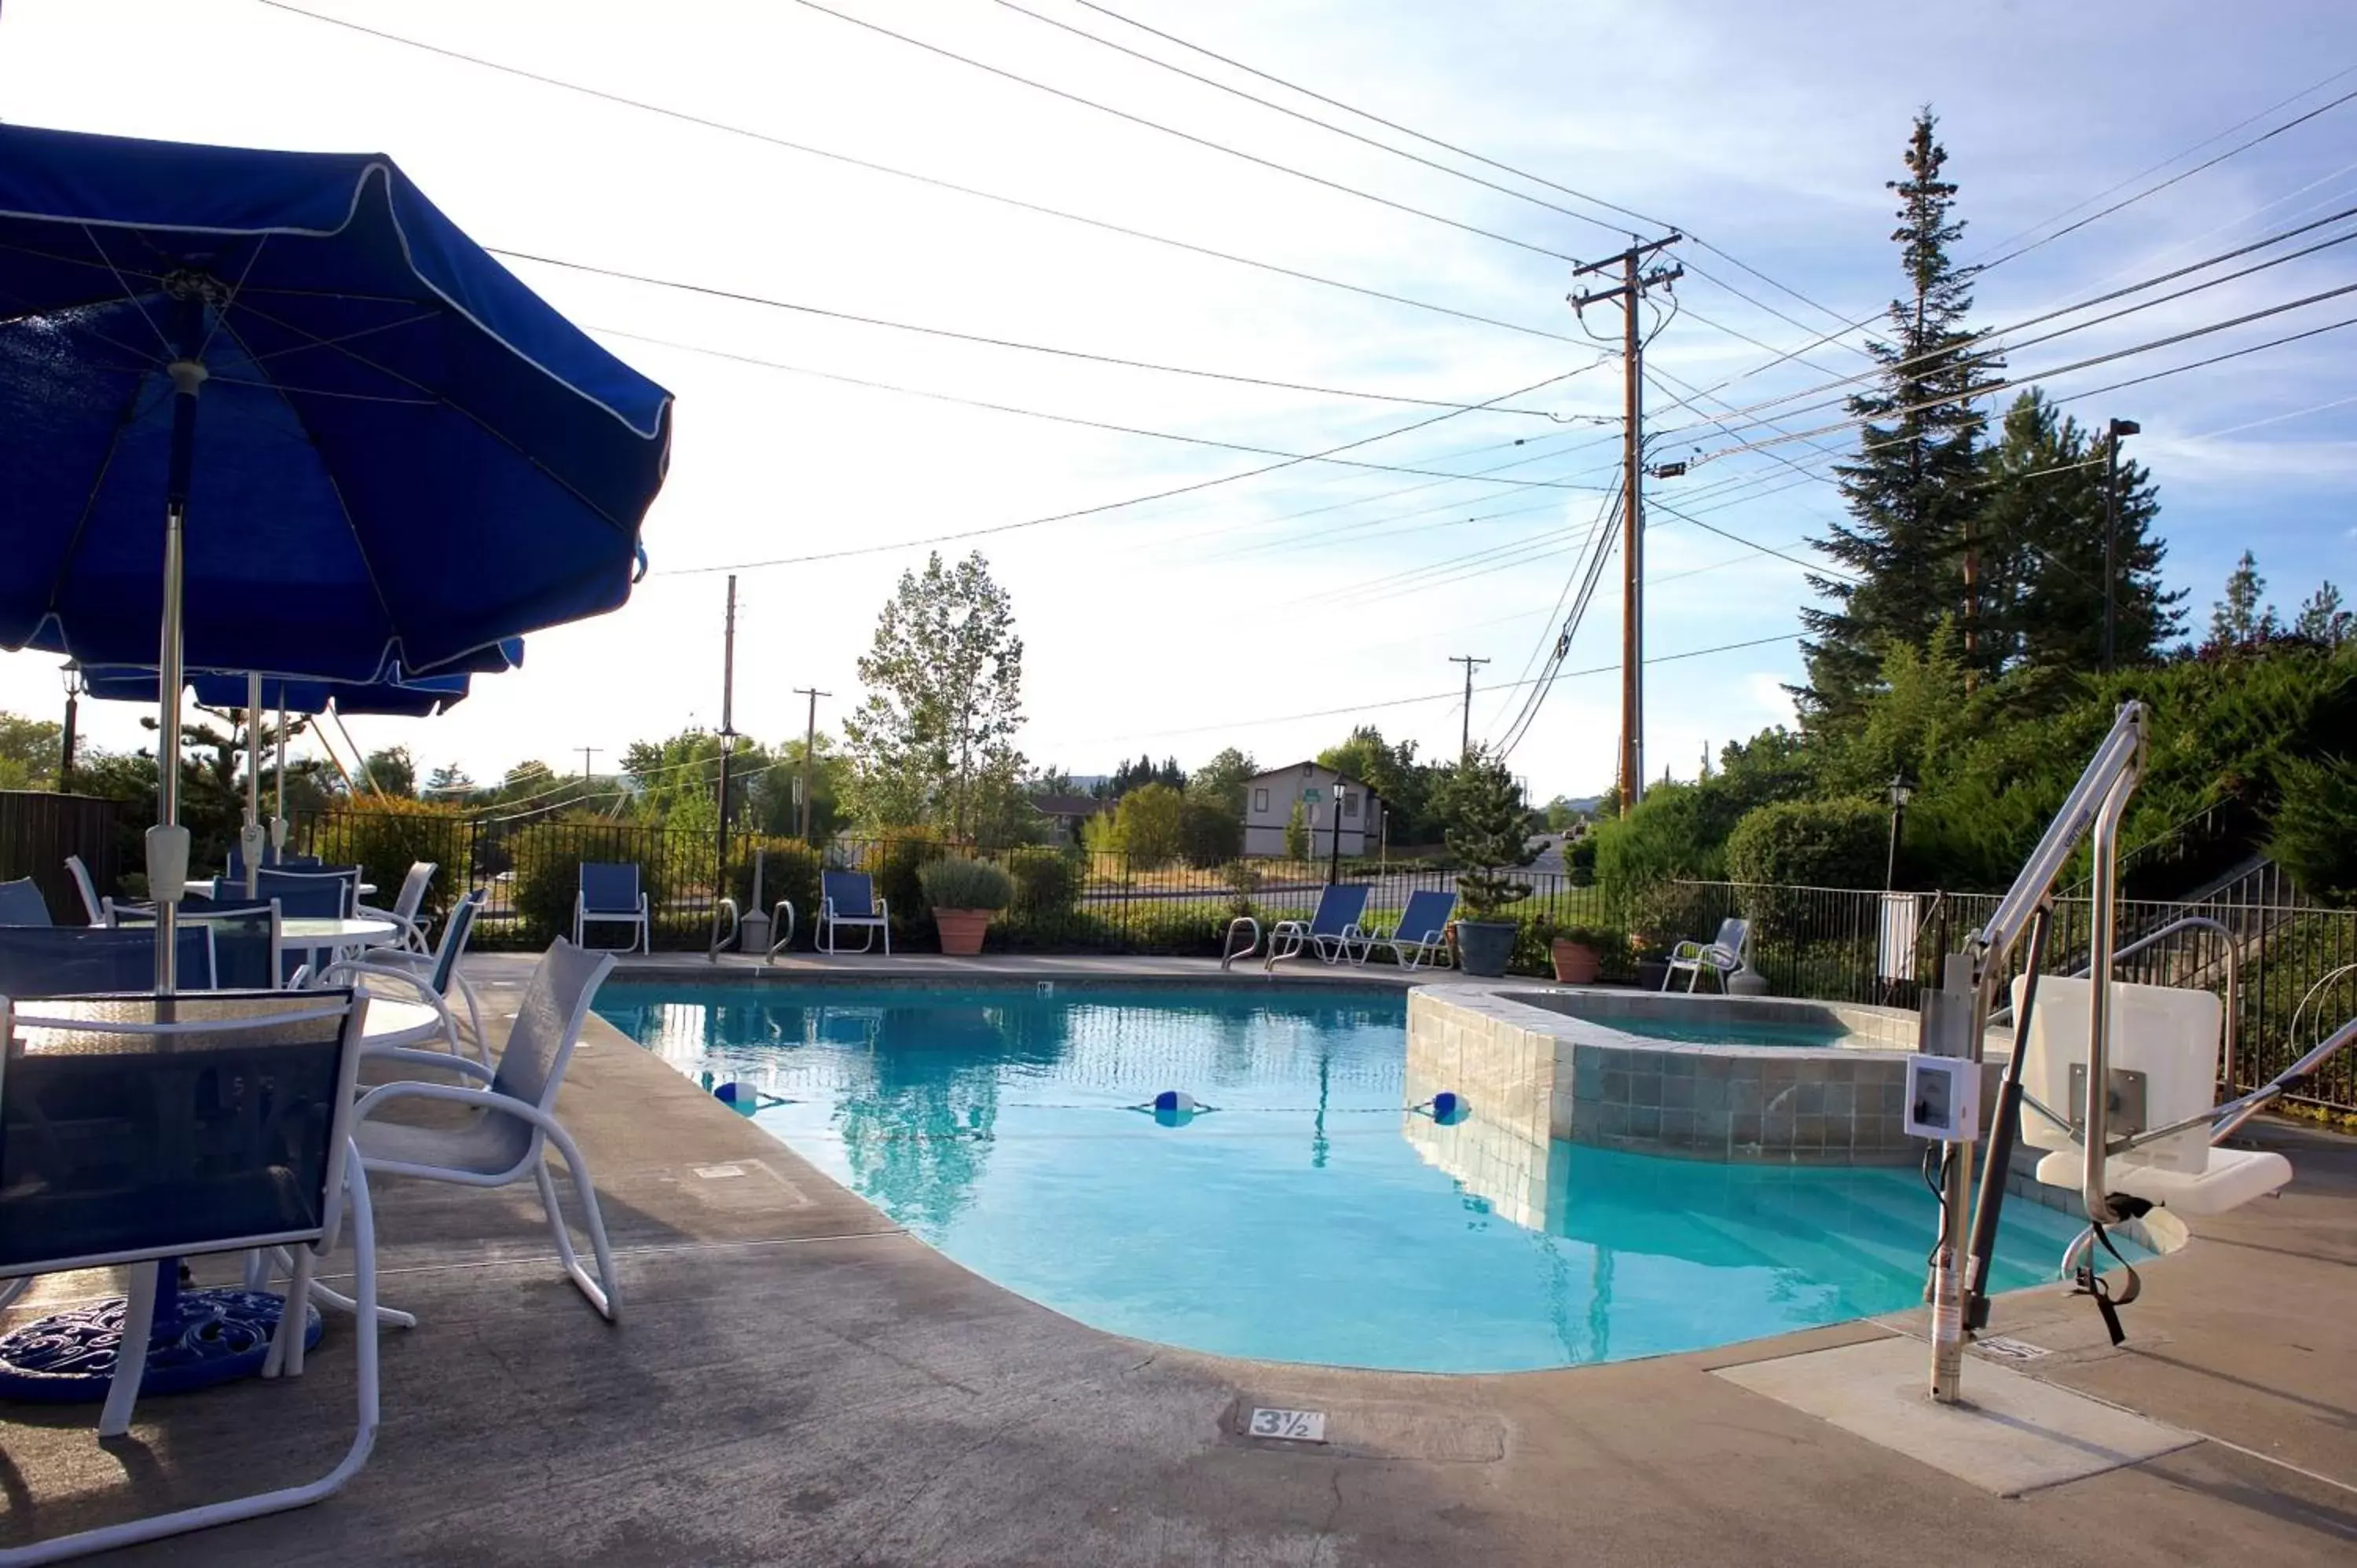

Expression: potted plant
xmin=1435 ymin=748 xmax=1541 ymax=978
xmin=1549 ymin=924 xmax=1617 ymax=985
xmin=917 ymin=856 xmax=1014 ymax=956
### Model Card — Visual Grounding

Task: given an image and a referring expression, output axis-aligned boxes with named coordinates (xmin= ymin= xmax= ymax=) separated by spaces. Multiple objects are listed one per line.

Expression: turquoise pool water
xmin=1582 ymin=1016 xmax=1857 ymax=1049
xmin=596 ymin=984 xmax=2112 ymax=1373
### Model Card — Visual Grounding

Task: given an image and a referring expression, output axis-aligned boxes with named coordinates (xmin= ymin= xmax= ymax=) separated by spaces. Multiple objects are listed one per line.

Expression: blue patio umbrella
xmin=0 ymin=123 xmax=671 ymax=989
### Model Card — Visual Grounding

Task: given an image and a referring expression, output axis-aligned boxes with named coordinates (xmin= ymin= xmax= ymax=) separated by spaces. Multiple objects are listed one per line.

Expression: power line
xmin=257 ymin=1 xmax=1582 ymax=348
xmin=783 ymin=0 xmax=1582 ymax=266
xmin=592 ymin=324 xmax=1616 ymax=490
xmin=658 ymin=365 xmax=1596 ymax=573
xmin=1060 ymin=0 xmax=1858 ymax=335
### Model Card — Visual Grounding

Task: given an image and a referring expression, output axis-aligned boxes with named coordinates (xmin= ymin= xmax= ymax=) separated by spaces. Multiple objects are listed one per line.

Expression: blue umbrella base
xmin=0 ymin=1288 xmax=323 ymax=1404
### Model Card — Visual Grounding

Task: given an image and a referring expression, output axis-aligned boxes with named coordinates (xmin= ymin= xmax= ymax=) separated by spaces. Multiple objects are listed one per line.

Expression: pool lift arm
xmin=1925 ymin=702 xmax=2147 ymax=1405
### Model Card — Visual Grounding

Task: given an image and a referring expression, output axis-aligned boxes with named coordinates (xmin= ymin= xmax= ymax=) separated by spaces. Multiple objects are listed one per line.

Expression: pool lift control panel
xmin=1904 ymin=1055 xmax=1979 ymax=1142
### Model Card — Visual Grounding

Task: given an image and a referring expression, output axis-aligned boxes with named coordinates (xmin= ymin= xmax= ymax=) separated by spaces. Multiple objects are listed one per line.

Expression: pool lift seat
xmin=2015 ymin=974 xmax=2300 ymax=1221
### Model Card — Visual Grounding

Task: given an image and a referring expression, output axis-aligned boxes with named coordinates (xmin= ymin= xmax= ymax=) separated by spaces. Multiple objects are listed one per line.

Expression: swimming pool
xmin=1577 ymin=1016 xmax=1856 ymax=1049
xmin=596 ymin=983 xmax=2115 ymax=1373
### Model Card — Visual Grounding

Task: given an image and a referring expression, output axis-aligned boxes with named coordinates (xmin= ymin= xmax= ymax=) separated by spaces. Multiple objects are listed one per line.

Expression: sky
xmin=2 ymin=0 xmax=2353 ymax=803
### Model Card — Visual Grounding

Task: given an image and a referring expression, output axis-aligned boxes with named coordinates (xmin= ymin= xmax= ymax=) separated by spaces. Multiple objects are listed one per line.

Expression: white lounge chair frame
xmin=354 ymin=940 xmax=621 ymax=1319
xmin=572 ymin=864 xmax=651 ymax=954
xmin=323 ymin=891 xmax=489 ymax=1067
xmin=0 ymin=991 xmax=383 ymax=1565
xmin=816 ymin=872 xmax=890 ymax=956
xmin=1354 ymin=889 xmax=1457 ymax=971
xmin=356 ymin=859 xmax=436 ymax=953
xmin=1663 ymin=917 xmax=1749 ymax=991
xmin=1265 ymin=885 xmax=1371 ymax=969
xmin=62 ymin=854 xmax=104 ymax=926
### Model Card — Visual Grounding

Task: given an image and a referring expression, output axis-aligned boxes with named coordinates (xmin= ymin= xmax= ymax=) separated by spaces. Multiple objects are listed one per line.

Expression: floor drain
xmin=1246 ymin=1408 xmax=1327 ymax=1443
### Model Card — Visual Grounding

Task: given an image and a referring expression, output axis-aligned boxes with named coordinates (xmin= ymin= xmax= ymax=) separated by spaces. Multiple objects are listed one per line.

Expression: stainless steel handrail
xmin=1218 ymin=915 xmax=1260 ymax=971
xmin=706 ymin=896 xmax=739 ymax=962
xmin=765 ymin=899 xmax=798 ymax=962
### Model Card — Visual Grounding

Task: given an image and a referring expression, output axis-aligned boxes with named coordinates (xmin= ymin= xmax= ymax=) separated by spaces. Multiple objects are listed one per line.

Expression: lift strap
xmin=2071 ymin=1206 xmax=2149 ymax=1346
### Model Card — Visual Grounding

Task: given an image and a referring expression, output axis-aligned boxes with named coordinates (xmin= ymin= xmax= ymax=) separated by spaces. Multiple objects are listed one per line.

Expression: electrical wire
xmin=590 ymin=324 xmax=1615 ymax=490
xmin=257 ymin=1 xmax=1582 ymax=348
xmin=781 ymin=0 xmax=1584 ymax=266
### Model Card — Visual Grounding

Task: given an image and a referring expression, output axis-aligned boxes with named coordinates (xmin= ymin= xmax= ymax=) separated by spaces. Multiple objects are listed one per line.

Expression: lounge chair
xmin=1356 ymin=888 xmax=1457 ymax=971
xmin=0 ymin=875 xmax=51 ymax=926
xmin=64 ymin=854 xmax=105 ymax=925
xmin=817 ymin=870 xmax=890 ymax=956
xmin=1663 ymin=916 xmax=1750 ymax=991
xmin=574 ymin=862 xmax=650 ymax=954
xmin=324 ymin=889 xmax=487 ymax=1064
xmin=357 ymin=860 xmax=436 ymax=953
xmin=0 ymin=987 xmax=383 ymax=1559
xmin=1265 ymin=883 xmax=1372 ymax=970
xmin=233 ymin=867 xmax=358 ymax=920
xmin=354 ymin=939 xmax=622 ymax=1319
xmin=0 ymin=921 xmax=215 ymax=995
xmin=112 ymin=901 xmax=274 ymax=988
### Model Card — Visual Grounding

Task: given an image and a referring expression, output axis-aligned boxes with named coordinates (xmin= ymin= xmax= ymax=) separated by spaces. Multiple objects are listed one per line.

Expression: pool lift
xmin=1912 ymin=700 xmax=2357 ymax=1405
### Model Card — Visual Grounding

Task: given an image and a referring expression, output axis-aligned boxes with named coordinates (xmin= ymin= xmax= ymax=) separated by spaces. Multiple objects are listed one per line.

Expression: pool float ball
xmin=1430 ymin=1091 xmax=1471 ymax=1126
xmin=1152 ymin=1089 xmax=1199 ymax=1129
xmin=713 ymin=1081 xmax=757 ymax=1116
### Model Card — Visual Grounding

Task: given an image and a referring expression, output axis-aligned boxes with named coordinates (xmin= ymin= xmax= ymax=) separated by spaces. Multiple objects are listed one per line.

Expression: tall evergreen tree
xmin=2208 ymin=550 xmax=2275 ymax=649
xmin=1802 ymin=110 xmax=1998 ymax=718
xmin=1974 ymin=390 xmax=2183 ymax=670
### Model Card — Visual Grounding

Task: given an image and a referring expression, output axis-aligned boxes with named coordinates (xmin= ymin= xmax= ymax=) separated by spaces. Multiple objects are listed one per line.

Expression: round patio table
xmin=358 ymin=995 xmax=446 ymax=1053
xmin=281 ymin=915 xmax=401 ymax=977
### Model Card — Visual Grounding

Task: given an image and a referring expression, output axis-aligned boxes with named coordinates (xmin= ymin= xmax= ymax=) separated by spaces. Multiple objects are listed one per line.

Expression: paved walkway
xmin=3 ymin=959 xmax=2353 ymax=1565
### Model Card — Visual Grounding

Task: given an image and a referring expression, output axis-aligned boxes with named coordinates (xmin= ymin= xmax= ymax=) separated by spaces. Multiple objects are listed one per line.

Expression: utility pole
xmin=793 ymin=686 xmax=830 ymax=844
xmin=2102 ymin=418 xmax=2140 ymax=672
xmin=576 ymin=746 xmax=599 ymax=793
xmin=1448 ymin=655 xmax=1489 ymax=759
xmin=714 ymin=576 xmax=738 ymax=931
xmin=1571 ymin=234 xmax=1681 ymax=815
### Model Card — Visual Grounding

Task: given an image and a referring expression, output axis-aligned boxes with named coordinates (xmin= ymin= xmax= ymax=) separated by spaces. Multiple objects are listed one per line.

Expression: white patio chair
xmin=353 ymin=939 xmax=623 ymax=1319
xmin=573 ymin=861 xmax=650 ymax=954
xmin=356 ymin=859 xmax=436 ymax=953
xmin=0 ymin=988 xmax=383 ymax=1563
xmin=816 ymin=870 xmax=890 ymax=956
xmin=321 ymin=889 xmax=488 ymax=1064
xmin=62 ymin=854 xmax=104 ymax=926
xmin=1663 ymin=916 xmax=1750 ymax=991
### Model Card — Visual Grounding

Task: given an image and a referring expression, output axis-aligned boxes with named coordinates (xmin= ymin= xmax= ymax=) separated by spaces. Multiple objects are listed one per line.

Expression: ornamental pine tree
xmin=1802 ymin=109 xmax=1998 ymax=718
xmin=1437 ymin=747 xmax=1538 ymax=918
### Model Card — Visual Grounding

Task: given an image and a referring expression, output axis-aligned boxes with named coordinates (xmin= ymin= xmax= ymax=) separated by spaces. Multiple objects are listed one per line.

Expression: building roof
xmin=1242 ymin=760 xmax=1383 ymax=801
xmin=1028 ymin=793 xmax=1109 ymax=819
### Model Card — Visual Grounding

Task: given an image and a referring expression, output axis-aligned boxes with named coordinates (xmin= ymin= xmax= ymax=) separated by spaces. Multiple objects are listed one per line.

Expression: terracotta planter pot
xmin=933 ymin=908 xmax=995 ymax=956
xmin=1549 ymin=939 xmax=1601 ymax=985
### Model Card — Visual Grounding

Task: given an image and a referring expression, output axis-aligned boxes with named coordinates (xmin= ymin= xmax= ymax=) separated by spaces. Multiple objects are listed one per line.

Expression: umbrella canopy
xmin=0 ymin=123 xmax=672 ymax=679
xmin=0 ymin=124 xmax=669 ymax=987
xmin=79 ymin=663 xmax=473 ymax=717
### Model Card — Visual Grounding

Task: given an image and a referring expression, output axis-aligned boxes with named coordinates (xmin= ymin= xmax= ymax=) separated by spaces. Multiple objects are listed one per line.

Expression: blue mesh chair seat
xmin=0 ymin=876 xmax=53 ymax=926
xmin=0 ymin=988 xmax=384 ymax=1555
xmin=816 ymin=871 xmax=890 ymax=956
xmin=1264 ymin=884 xmax=1373 ymax=969
xmin=233 ymin=870 xmax=357 ymax=921
xmin=1355 ymin=888 xmax=1458 ymax=972
xmin=324 ymin=890 xmax=486 ymax=1064
xmin=0 ymin=924 xmax=215 ymax=995
xmin=572 ymin=863 xmax=649 ymax=954
xmin=112 ymin=902 xmax=279 ymax=990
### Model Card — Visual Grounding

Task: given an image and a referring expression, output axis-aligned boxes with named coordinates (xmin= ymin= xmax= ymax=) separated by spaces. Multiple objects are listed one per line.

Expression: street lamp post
xmin=57 ymin=664 xmax=82 ymax=793
xmin=1885 ymin=773 xmax=1913 ymax=890
xmin=1329 ymin=784 xmax=1347 ymax=886
xmin=2102 ymin=418 xmax=2140 ymax=672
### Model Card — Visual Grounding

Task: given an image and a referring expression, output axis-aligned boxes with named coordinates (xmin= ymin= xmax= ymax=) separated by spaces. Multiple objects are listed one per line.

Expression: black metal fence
xmin=291 ymin=809 xmax=2357 ymax=1114
xmin=0 ymin=790 xmax=119 ymax=923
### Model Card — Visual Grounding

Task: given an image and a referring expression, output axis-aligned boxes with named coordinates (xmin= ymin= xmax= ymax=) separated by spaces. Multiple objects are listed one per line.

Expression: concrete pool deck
xmin=2 ymin=953 xmax=2353 ymax=1565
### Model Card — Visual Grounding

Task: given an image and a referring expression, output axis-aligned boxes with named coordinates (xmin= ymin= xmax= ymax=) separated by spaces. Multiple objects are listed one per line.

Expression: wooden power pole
xmin=1448 ymin=654 xmax=1489 ymax=759
xmin=792 ymin=685 xmax=830 ymax=844
xmin=1571 ymin=234 xmax=1681 ymax=814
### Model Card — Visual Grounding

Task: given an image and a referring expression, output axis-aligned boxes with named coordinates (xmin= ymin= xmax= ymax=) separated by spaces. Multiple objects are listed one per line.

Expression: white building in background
xmin=1239 ymin=761 xmax=1385 ymax=859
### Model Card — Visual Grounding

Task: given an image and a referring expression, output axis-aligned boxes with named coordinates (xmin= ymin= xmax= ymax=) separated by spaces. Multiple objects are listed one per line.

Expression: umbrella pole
xmin=150 ymin=355 xmax=207 ymax=995
xmin=274 ymin=704 xmax=289 ymax=859
xmin=244 ymin=671 xmax=264 ymax=898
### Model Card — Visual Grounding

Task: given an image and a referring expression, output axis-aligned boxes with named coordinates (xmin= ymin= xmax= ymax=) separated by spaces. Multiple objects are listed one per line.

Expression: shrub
xmin=511 ymin=814 xmax=673 ymax=943
xmin=1005 ymin=844 xmax=1084 ymax=918
xmin=1592 ymin=781 xmax=1730 ymax=923
xmin=1176 ymin=798 xmax=1243 ymax=868
xmin=1725 ymin=797 xmax=1886 ymax=936
xmin=860 ymin=832 xmax=945 ymax=936
xmin=310 ymin=797 xmax=471 ymax=930
xmin=729 ymin=837 xmax=822 ymax=928
xmin=1283 ymin=799 xmax=1308 ymax=860
xmin=2268 ymin=754 xmax=2357 ymax=907
xmin=918 ymin=855 xmax=1015 ymax=911
xmin=1109 ymin=782 xmax=1186 ymax=868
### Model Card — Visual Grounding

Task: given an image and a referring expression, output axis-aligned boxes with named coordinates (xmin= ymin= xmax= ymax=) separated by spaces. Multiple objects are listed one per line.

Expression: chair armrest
xmin=877 ymin=896 xmax=889 ymax=921
xmin=321 ymin=958 xmax=441 ymax=1004
xmin=1667 ymin=939 xmax=1706 ymax=962
xmin=354 ymin=1077 xmax=570 ymax=1141
xmin=365 ymin=1046 xmax=496 ymax=1083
